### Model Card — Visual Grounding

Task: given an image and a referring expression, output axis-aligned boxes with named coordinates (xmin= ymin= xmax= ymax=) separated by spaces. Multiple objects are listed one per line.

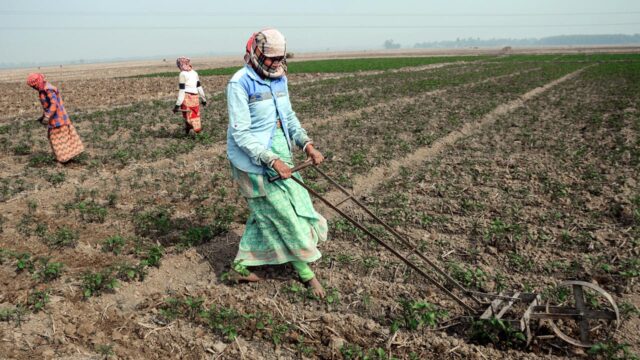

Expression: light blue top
xmin=226 ymin=65 xmax=311 ymax=174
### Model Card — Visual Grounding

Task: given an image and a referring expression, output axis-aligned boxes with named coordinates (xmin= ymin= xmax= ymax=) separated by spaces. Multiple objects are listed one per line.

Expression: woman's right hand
xmin=272 ymin=159 xmax=292 ymax=179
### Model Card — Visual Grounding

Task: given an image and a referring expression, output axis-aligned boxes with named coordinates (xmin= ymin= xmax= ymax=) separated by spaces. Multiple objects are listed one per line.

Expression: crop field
xmin=0 ymin=53 xmax=639 ymax=359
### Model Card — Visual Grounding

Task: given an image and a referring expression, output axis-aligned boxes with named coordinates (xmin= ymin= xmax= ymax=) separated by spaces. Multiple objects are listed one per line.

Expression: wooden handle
xmin=268 ymin=160 xmax=314 ymax=182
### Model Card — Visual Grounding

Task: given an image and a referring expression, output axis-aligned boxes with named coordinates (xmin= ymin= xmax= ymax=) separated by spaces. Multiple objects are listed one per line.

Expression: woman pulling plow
xmin=173 ymin=57 xmax=207 ymax=135
xmin=226 ymin=29 xmax=328 ymax=297
xmin=27 ymin=73 xmax=84 ymax=164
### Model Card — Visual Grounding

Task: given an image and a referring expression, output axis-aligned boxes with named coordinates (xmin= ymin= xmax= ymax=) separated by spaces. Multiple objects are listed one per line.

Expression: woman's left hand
xmin=305 ymin=144 xmax=324 ymax=165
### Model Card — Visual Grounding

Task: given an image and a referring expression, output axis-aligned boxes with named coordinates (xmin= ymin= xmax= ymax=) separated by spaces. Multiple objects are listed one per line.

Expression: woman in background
xmin=172 ymin=57 xmax=207 ymax=135
xmin=27 ymin=73 xmax=84 ymax=163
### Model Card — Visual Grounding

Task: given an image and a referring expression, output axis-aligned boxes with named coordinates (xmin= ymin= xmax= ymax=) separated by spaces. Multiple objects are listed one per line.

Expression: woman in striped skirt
xmin=27 ymin=73 xmax=84 ymax=163
xmin=226 ymin=29 xmax=328 ymax=297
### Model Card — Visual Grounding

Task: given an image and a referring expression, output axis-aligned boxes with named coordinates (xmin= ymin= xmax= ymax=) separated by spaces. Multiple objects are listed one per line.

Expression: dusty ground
xmin=0 ymin=50 xmax=639 ymax=359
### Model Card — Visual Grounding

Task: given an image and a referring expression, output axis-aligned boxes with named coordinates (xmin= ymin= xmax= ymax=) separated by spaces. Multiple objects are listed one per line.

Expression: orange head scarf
xmin=27 ymin=73 xmax=46 ymax=91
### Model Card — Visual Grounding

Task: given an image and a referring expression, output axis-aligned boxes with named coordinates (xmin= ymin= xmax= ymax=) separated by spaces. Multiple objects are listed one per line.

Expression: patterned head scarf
xmin=176 ymin=57 xmax=193 ymax=71
xmin=27 ymin=73 xmax=46 ymax=91
xmin=244 ymin=28 xmax=288 ymax=79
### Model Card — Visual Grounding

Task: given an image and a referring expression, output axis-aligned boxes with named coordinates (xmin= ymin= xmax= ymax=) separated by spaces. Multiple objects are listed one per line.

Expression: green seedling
xmin=101 ymin=235 xmax=126 ymax=255
xmin=44 ymin=226 xmax=78 ymax=248
xmin=26 ymin=289 xmax=50 ymax=312
xmin=14 ymin=253 xmax=35 ymax=273
xmin=134 ymin=207 xmax=173 ymax=236
xmin=391 ymin=298 xmax=448 ymax=332
xmin=588 ymin=341 xmax=639 ymax=360
xmin=140 ymin=245 xmax=163 ymax=268
xmin=95 ymin=344 xmax=114 ymax=358
xmin=469 ymin=317 xmax=526 ymax=350
xmin=34 ymin=258 xmax=64 ymax=282
xmin=82 ymin=269 xmax=119 ymax=298
xmin=115 ymin=262 xmax=147 ymax=282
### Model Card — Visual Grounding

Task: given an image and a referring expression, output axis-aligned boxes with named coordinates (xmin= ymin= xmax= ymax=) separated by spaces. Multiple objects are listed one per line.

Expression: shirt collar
xmin=245 ymin=64 xmax=270 ymax=85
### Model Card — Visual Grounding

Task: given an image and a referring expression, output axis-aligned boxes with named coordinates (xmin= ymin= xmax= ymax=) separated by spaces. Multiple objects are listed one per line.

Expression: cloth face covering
xmin=244 ymin=29 xmax=288 ymax=79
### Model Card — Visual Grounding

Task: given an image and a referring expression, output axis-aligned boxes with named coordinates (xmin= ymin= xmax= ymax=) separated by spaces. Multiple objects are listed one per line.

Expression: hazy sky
xmin=1 ymin=0 xmax=639 ymax=65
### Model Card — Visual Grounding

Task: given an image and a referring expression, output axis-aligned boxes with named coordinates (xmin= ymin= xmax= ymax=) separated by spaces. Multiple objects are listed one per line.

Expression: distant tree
xmin=383 ymin=39 xmax=401 ymax=49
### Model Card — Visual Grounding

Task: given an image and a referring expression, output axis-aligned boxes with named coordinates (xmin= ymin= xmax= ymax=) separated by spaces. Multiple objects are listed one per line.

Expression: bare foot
xmin=236 ymin=272 xmax=262 ymax=283
xmin=306 ymin=277 xmax=325 ymax=298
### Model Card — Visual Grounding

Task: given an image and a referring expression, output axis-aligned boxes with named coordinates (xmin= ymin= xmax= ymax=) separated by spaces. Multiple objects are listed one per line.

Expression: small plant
xmin=114 ymin=262 xmax=147 ymax=282
xmin=469 ymin=317 xmax=526 ymax=350
xmin=283 ymin=282 xmax=306 ymax=302
xmin=107 ymin=192 xmax=118 ymax=207
xmin=507 ymin=252 xmax=534 ymax=272
xmin=294 ymin=335 xmax=315 ymax=357
xmin=95 ymin=343 xmax=114 ymax=358
xmin=158 ymin=297 xmax=182 ymax=322
xmin=179 ymin=225 xmax=215 ymax=248
xmin=341 ymin=343 xmax=365 ymax=360
xmin=447 ymin=262 xmax=487 ymax=290
xmin=619 ymin=258 xmax=640 ymax=279
xmin=12 ymin=143 xmax=31 ymax=155
xmin=28 ymin=152 xmax=55 ymax=167
xmin=270 ymin=323 xmax=290 ymax=345
xmin=350 ymin=151 xmax=367 ymax=167
xmin=183 ymin=296 xmax=205 ymax=319
xmin=336 ymin=253 xmax=355 ymax=264
xmin=45 ymin=226 xmax=78 ymax=248
xmin=619 ymin=302 xmax=640 ymax=319
xmin=26 ymin=289 xmax=50 ymax=312
xmin=588 ymin=341 xmax=639 ymax=360
xmin=221 ymin=260 xmax=249 ymax=283
xmin=493 ymin=272 xmax=508 ymax=293
xmin=34 ymin=258 xmax=64 ymax=282
xmin=483 ymin=218 xmax=523 ymax=248
xmin=82 ymin=269 xmax=119 ymax=298
xmin=14 ymin=252 xmax=35 ymax=273
xmin=362 ymin=256 xmax=379 ymax=270
xmin=66 ymin=200 xmax=108 ymax=223
xmin=140 ymin=245 xmax=163 ymax=267
xmin=340 ymin=344 xmax=397 ymax=360
xmin=45 ymin=171 xmax=66 ymax=185
xmin=200 ymin=304 xmax=245 ymax=342
xmin=325 ymin=287 xmax=341 ymax=305
xmin=101 ymin=235 xmax=126 ymax=255
xmin=0 ymin=306 xmax=27 ymax=324
xmin=0 ymin=248 xmax=8 ymax=264
xmin=391 ymin=298 xmax=448 ymax=332
xmin=133 ymin=207 xmax=173 ymax=237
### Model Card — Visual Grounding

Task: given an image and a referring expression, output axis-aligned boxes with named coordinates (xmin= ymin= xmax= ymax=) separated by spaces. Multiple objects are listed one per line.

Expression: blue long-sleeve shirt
xmin=226 ymin=65 xmax=311 ymax=174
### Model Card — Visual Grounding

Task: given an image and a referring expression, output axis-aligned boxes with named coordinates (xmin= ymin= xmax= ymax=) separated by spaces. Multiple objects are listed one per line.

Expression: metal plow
xmin=270 ymin=161 xmax=620 ymax=348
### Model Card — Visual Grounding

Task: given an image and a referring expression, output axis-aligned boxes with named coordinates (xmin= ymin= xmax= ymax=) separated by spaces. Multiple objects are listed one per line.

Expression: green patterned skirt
xmin=231 ymin=127 xmax=328 ymax=267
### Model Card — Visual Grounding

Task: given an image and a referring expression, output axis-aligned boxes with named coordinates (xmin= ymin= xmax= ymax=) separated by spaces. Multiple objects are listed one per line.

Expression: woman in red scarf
xmin=26 ymin=73 xmax=84 ymax=163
